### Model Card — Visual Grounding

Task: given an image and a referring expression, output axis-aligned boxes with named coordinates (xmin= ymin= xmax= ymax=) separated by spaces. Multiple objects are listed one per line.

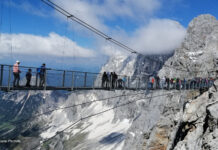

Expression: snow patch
xmin=40 ymin=109 xmax=71 ymax=139
xmin=129 ymin=132 xmax=135 ymax=137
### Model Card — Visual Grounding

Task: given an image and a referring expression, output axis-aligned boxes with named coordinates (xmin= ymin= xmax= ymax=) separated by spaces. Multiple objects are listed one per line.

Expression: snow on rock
xmin=100 ymin=55 xmax=137 ymax=76
xmin=100 ymin=53 xmax=171 ymax=82
xmin=159 ymin=14 xmax=218 ymax=78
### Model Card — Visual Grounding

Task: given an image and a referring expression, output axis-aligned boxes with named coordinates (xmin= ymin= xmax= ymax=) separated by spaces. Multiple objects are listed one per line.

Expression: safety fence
xmin=0 ymin=64 xmax=142 ymax=91
xmin=0 ymin=64 xmax=215 ymax=91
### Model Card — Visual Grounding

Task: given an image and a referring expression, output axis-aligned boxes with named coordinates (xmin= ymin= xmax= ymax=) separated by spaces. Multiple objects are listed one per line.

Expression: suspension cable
xmin=41 ymin=0 xmax=139 ymax=55
xmin=6 ymin=91 xmax=146 ymax=126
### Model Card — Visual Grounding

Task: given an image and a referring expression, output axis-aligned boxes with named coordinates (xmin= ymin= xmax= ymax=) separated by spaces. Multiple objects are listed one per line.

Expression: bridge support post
xmin=71 ymin=72 xmax=74 ymax=91
xmin=92 ymin=75 xmax=95 ymax=90
xmin=84 ymin=72 xmax=87 ymax=87
xmin=44 ymin=69 xmax=47 ymax=91
xmin=35 ymin=69 xmax=38 ymax=87
xmin=0 ymin=65 xmax=3 ymax=88
xmin=127 ymin=76 xmax=130 ymax=89
xmin=135 ymin=77 xmax=138 ymax=90
xmin=138 ymin=77 xmax=141 ymax=90
xmin=7 ymin=66 xmax=12 ymax=91
xmin=62 ymin=70 xmax=66 ymax=87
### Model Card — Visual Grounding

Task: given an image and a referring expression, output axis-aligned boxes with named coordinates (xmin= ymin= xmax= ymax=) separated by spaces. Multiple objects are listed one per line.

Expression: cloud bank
xmin=0 ymin=32 xmax=96 ymax=58
xmin=130 ymin=19 xmax=186 ymax=54
xmin=100 ymin=19 xmax=186 ymax=56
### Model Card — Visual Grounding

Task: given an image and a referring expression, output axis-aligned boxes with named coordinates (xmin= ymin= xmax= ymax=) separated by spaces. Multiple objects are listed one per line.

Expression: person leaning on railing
xmin=39 ymin=63 xmax=46 ymax=87
xmin=13 ymin=60 xmax=21 ymax=87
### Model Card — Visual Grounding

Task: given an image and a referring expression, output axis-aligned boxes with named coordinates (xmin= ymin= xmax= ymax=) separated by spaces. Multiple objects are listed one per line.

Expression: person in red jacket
xmin=13 ymin=60 xmax=21 ymax=87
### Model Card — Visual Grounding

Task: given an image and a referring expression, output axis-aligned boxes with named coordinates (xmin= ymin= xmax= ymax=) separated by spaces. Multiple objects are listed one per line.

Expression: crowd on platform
xmin=147 ymin=76 xmax=215 ymax=90
xmin=101 ymin=72 xmax=127 ymax=89
xmin=101 ymin=72 xmax=215 ymax=90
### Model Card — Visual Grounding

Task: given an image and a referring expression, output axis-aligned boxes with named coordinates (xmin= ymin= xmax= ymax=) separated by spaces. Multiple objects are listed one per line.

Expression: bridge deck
xmin=0 ymin=86 xmax=142 ymax=91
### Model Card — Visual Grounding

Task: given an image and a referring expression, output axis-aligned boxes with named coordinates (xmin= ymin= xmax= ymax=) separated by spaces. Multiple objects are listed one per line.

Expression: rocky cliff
xmin=159 ymin=14 xmax=218 ymax=79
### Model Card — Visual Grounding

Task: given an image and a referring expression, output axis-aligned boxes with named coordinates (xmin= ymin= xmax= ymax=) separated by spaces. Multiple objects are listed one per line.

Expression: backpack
xmin=152 ymin=78 xmax=155 ymax=83
xmin=37 ymin=68 xmax=41 ymax=74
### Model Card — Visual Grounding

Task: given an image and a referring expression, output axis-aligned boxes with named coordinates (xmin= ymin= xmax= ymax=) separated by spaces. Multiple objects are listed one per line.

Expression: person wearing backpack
xmin=151 ymin=76 xmax=155 ymax=90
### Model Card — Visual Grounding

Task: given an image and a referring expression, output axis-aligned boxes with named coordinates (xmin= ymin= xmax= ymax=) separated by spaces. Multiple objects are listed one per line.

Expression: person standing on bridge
xmin=102 ymin=72 xmax=108 ymax=88
xmin=113 ymin=72 xmax=118 ymax=88
xmin=107 ymin=72 xmax=110 ymax=88
xmin=183 ymin=78 xmax=186 ymax=90
xmin=26 ymin=69 xmax=32 ymax=87
xmin=148 ymin=76 xmax=153 ymax=90
xmin=39 ymin=63 xmax=46 ymax=87
xmin=123 ymin=76 xmax=127 ymax=89
xmin=13 ymin=60 xmax=21 ymax=87
xmin=160 ymin=76 xmax=165 ymax=89
xmin=166 ymin=77 xmax=170 ymax=90
xmin=155 ymin=76 xmax=160 ymax=89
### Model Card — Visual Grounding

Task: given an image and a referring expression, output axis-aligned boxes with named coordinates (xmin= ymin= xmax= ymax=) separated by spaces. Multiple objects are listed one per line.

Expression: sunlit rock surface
xmin=159 ymin=14 xmax=218 ymax=78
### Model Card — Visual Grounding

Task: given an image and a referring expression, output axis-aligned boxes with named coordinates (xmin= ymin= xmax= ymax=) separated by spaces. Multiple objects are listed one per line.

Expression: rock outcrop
xmin=159 ymin=14 xmax=218 ymax=79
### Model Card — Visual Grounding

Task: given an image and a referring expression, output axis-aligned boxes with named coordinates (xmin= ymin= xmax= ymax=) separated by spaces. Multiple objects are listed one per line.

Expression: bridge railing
xmin=0 ymin=64 xmax=215 ymax=91
xmin=0 ymin=64 xmax=114 ymax=90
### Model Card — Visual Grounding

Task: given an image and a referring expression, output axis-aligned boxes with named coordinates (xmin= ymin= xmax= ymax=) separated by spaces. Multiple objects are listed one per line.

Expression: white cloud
xmin=129 ymin=19 xmax=186 ymax=54
xmin=52 ymin=0 xmax=161 ymax=31
xmin=101 ymin=44 xmax=127 ymax=57
xmin=0 ymin=32 xmax=96 ymax=58
xmin=100 ymin=19 xmax=186 ymax=56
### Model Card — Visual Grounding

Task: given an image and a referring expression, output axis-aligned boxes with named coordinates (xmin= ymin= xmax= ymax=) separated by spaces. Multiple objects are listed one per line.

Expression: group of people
xmin=13 ymin=61 xmax=46 ymax=87
xmin=148 ymin=76 xmax=215 ymax=90
xmin=12 ymin=61 xmax=215 ymax=90
xmin=100 ymin=72 xmax=215 ymax=90
xmin=101 ymin=72 xmax=126 ymax=89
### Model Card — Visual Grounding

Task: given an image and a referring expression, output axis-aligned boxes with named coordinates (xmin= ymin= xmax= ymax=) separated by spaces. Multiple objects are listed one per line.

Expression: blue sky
xmin=0 ymin=0 xmax=218 ymax=72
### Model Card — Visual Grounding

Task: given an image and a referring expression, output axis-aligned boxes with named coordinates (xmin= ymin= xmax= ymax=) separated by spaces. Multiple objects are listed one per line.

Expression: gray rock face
xmin=0 ymin=89 xmax=190 ymax=150
xmin=100 ymin=53 xmax=172 ymax=77
xmin=159 ymin=14 xmax=218 ymax=79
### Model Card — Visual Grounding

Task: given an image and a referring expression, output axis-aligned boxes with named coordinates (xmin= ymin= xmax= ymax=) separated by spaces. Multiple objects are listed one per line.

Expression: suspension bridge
xmin=0 ymin=63 xmax=214 ymax=92
xmin=0 ymin=0 xmax=216 ymax=92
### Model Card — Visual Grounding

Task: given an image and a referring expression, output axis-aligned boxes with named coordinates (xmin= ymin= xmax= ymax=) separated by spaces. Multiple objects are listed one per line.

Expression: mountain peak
xmin=159 ymin=14 xmax=218 ymax=78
